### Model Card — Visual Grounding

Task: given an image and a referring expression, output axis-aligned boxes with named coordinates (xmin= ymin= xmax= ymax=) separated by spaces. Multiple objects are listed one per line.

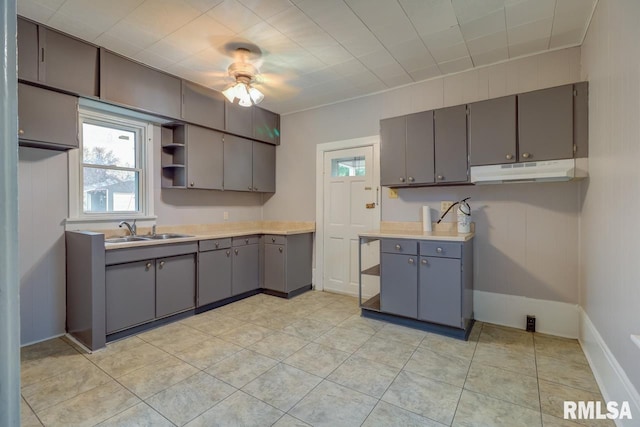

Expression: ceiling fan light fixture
xmin=248 ymin=86 xmax=264 ymax=104
xmin=223 ymin=60 xmax=264 ymax=107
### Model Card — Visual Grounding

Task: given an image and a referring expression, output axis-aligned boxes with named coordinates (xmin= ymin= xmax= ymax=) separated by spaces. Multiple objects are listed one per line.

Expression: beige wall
xmin=265 ymin=47 xmax=583 ymax=303
xmin=580 ymin=0 xmax=640 ymax=389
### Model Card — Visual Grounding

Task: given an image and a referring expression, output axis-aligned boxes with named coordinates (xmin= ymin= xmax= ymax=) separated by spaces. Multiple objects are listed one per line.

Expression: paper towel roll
xmin=422 ymin=206 xmax=432 ymax=232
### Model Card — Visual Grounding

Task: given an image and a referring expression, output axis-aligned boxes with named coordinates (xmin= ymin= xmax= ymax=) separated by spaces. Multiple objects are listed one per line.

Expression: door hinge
xmin=573 ymin=89 xmax=577 ymax=96
xmin=573 ymin=144 xmax=577 ymax=153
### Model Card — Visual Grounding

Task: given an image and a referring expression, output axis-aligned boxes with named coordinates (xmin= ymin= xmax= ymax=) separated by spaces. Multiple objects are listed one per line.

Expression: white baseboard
xmin=579 ymin=308 xmax=640 ymax=426
xmin=473 ymin=290 xmax=579 ymax=338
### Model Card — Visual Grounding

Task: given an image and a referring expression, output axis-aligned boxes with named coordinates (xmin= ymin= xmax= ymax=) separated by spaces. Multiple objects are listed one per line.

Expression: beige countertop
xmin=103 ymin=221 xmax=315 ymax=250
xmin=360 ymin=221 xmax=475 ymax=242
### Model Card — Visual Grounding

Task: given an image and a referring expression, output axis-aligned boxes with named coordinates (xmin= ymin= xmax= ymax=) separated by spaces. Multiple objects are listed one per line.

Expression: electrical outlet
xmin=223 ymin=211 xmax=229 ymax=221
xmin=388 ymin=188 xmax=398 ymax=199
xmin=440 ymin=201 xmax=454 ymax=215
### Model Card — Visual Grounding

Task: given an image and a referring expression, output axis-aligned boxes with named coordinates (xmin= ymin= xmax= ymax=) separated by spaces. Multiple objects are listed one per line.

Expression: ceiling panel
xmin=17 ymin=0 xmax=596 ymax=113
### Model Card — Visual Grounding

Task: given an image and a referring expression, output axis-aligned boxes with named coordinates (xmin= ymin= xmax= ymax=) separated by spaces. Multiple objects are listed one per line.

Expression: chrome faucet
xmin=118 ymin=220 xmax=137 ymax=236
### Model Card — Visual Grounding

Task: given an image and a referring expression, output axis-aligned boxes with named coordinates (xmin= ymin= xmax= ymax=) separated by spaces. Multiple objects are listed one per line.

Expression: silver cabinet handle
xmin=234 ymin=249 xmax=239 ymax=255
xmin=190 ymin=182 xmax=195 ymax=187
xmin=253 ymin=187 xmax=258 ymax=191
xmin=408 ymin=258 xmax=414 ymax=264
xmin=408 ymin=176 xmax=414 ymax=182
xmin=399 ymin=177 xmax=405 ymax=182
xmin=145 ymin=262 xmax=152 ymax=270
xmin=248 ymin=186 xmax=253 ymax=190
xmin=395 ymin=244 xmax=401 ymax=250
xmin=522 ymin=153 xmax=531 ymax=159
xmin=245 ymin=238 xmax=249 ymax=244
xmin=215 ymin=242 xmax=219 ymax=248
xmin=271 ymin=237 xmax=276 ymax=243
xmin=226 ymin=250 xmax=230 ymax=257
xmin=159 ymin=261 xmax=165 ymax=269
xmin=421 ymin=259 xmax=428 ymax=265
xmin=506 ymin=154 xmax=513 ymax=160
xmin=436 ymin=247 xmax=443 ymax=253
xmin=18 ymin=129 xmax=24 ymax=135
xmin=437 ymin=175 xmax=444 ymax=180
xmin=279 ymin=247 xmax=283 ymax=253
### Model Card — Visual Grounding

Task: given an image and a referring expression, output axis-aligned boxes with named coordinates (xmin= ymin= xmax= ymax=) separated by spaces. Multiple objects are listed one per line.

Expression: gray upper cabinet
xmin=253 ymin=107 xmax=280 ymax=145
xmin=225 ymin=102 xmax=253 ymax=138
xmin=186 ymin=125 xmax=224 ymax=190
xmin=18 ymin=83 xmax=79 ymax=150
xmin=573 ymin=82 xmax=589 ymax=158
xmin=224 ymin=135 xmax=276 ymax=193
xmin=17 ymin=17 xmax=38 ymax=82
xmin=17 ymin=17 xmax=99 ymax=97
xmin=252 ymin=141 xmax=276 ymax=193
xmin=181 ymin=81 xmax=225 ymax=130
xmin=380 ymin=111 xmax=434 ymax=187
xmin=155 ymin=254 xmax=196 ymax=318
xmin=434 ymin=105 xmax=468 ymax=183
xmin=518 ymin=84 xmax=574 ymax=162
xmin=106 ymin=260 xmax=156 ymax=334
xmin=100 ymin=49 xmax=181 ymax=119
xmin=468 ymin=96 xmax=517 ymax=166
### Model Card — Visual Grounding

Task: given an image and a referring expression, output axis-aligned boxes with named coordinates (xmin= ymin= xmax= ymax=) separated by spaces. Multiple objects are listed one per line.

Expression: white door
xmin=323 ymin=146 xmax=379 ymax=296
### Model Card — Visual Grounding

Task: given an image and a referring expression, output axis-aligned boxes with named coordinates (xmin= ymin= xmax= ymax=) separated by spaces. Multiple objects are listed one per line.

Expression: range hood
xmin=470 ymin=158 xmax=588 ymax=184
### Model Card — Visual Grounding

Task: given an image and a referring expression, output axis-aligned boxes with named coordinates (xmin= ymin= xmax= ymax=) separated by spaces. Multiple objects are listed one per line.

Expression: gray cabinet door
xmin=17 ymin=17 xmax=38 ymax=82
xmin=434 ymin=105 xmax=468 ymax=183
xmin=380 ymin=116 xmax=407 ymax=186
xmin=100 ymin=50 xmax=181 ymax=118
xmin=518 ymin=84 xmax=573 ymax=162
xmin=156 ymin=254 xmax=196 ymax=318
xmin=418 ymin=256 xmax=461 ymax=327
xmin=468 ymin=96 xmax=516 ymax=166
xmin=198 ymin=249 xmax=232 ymax=306
xmin=380 ymin=253 xmax=418 ymax=318
xmin=253 ymin=107 xmax=280 ymax=145
xmin=182 ymin=81 xmax=225 ymax=129
xmin=225 ymin=102 xmax=253 ymax=138
xmin=106 ymin=260 xmax=155 ymax=334
xmin=223 ymin=134 xmax=253 ymax=191
xmin=573 ymin=82 xmax=588 ymax=158
xmin=252 ymin=142 xmax=276 ymax=193
xmin=41 ymin=28 xmax=99 ymax=97
xmin=18 ymin=83 xmax=79 ymax=149
xmin=264 ymin=244 xmax=285 ymax=292
xmin=406 ymin=110 xmax=434 ymax=184
xmin=187 ymin=125 xmax=223 ymax=190
xmin=232 ymin=244 xmax=260 ymax=295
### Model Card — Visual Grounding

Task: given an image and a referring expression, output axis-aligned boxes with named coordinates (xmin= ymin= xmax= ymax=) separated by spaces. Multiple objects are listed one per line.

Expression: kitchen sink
xmin=104 ymin=236 xmax=151 ymax=243
xmin=143 ymin=233 xmax=193 ymax=240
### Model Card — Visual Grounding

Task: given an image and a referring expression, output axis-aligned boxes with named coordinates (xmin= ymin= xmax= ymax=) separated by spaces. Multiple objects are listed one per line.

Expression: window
xmin=68 ymin=108 xmax=154 ymax=223
xmin=331 ymin=156 xmax=366 ymax=177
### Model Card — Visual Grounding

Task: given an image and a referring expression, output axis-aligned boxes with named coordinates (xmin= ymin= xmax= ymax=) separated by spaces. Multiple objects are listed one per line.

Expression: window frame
xmin=67 ymin=108 xmax=155 ymax=225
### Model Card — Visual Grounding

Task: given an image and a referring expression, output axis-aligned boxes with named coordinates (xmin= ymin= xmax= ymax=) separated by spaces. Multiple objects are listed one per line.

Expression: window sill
xmin=65 ymin=215 xmax=157 ymax=232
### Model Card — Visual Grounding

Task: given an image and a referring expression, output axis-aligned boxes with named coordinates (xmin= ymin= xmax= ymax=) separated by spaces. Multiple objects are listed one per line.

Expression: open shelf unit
xmin=161 ymin=124 xmax=187 ymax=188
xmin=359 ymin=235 xmax=381 ymax=313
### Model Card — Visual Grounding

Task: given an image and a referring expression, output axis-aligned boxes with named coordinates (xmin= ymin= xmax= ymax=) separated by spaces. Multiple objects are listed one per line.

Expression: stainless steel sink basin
xmin=105 ymin=236 xmax=151 ymax=244
xmin=143 ymin=233 xmax=193 ymax=240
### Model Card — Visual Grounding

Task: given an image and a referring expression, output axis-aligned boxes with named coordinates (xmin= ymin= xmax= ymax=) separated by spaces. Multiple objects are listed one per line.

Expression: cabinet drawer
xmin=199 ymin=238 xmax=232 ymax=252
xmin=419 ymin=241 xmax=461 ymax=259
xmin=264 ymin=235 xmax=286 ymax=245
xmin=232 ymin=235 xmax=259 ymax=246
xmin=381 ymin=239 xmax=418 ymax=255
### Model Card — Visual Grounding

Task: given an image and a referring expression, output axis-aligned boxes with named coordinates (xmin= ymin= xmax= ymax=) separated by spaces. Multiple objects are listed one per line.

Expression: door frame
xmin=315 ymin=135 xmax=380 ymax=292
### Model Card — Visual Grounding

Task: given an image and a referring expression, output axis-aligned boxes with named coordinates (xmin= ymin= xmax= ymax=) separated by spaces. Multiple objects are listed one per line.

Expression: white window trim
xmin=66 ymin=108 xmax=156 ymax=230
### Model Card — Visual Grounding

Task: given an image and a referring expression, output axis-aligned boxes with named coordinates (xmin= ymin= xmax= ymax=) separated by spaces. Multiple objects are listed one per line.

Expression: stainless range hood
xmin=470 ymin=158 xmax=588 ymax=184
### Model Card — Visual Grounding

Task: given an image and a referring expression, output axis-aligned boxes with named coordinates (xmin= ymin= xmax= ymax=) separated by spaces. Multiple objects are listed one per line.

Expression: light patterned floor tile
xmin=404 ymin=347 xmax=470 ymax=387
xmin=174 ymin=337 xmax=242 ymax=370
xmin=374 ymin=323 xmax=427 ymax=347
xmin=184 ymin=391 xmax=283 ymax=427
xmin=535 ymin=334 xmax=589 ymax=366
xmin=452 ymin=389 xmax=542 ymax=427
xmin=284 ymin=342 xmax=350 ymax=377
xmin=537 ymin=354 xmax=600 ymax=393
xmin=327 ymin=355 xmax=400 ymax=398
xmin=137 ymin=323 xmax=212 ymax=355
xmin=272 ymin=414 xmax=311 ymax=426
xmin=337 ymin=314 xmax=386 ymax=335
xmin=281 ymin=318 xmax=334 ymax=341
xmin=473 ymin=342 xmax=537 ymax=377
xmin=538 ymin=380 xmax=615 ymax=427
xmin=289 ymin=380 xmax=378 ymax=427
xmin=180 ymin=313 xmax=246 ymax=336
xmin=21 ymin=398 xmax=42 ymax=427
xmin=362 ymin=401 xmax=447 ymax=427
xmin=353 ymin=336 xmax=416 ymax=369
xmin=479 ymin=324 xmax=535 ymax=353
xmin=248 ymin=331 xmax=308 ymax=361
xmin=218 ymin=323 xmax=274 ymax=347
xmin=465 ymin=361 xmax=540 ymax=410
xmin=117 ymin=355 xmax=199 ymax=399
xmin=87 ymin=342 xmax=169 ymax=378
xmin=96 ymin=402 xmax=173 ymax=427
xmin=420 ymin=331 xmax=478 ymax=360
xmin=206 ymin=349 xmax=278 ymax=388
xmin=313 ymin=326 xmax=373 ymax=353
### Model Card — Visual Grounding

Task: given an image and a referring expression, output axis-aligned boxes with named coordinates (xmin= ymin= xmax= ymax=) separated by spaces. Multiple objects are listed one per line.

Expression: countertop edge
xmin=359 ymin=230 xmax=474 ymax=242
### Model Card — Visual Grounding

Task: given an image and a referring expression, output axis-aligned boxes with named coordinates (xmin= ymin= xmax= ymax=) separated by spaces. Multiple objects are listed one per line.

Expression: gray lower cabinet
xmin=224 ymin=135 xmax=276 ymax=193
xmin=263 ymin=234 xmax=313 ymax=294
xmin=418 ymin=256 xmax=461 ymax=327
xmin=468 ymin=95 xmax=517 ymax=166
xmin=18 ymin=83 xmax=79 ymax=150
xmin=198 ymin=239 xmax=232 ymax=306
xmin=106 ymin=260 xmax=156 ymax=334
xmin=518 ymin=84 xmax=574 ymax=162
xmin=380 ymin=253 xmax=418 ymax=318
xmin=434 ymin=105 xmax=468 ymax=183
xmin=156 ymin=254 xmax=196 ymax=318
xmin=232 ymin=236 xmax=260 ymax=295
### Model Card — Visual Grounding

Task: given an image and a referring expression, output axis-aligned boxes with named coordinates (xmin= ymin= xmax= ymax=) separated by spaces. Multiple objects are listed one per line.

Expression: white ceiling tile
xmin=267 ymin=7 xmax=333 ymax=49
xmin=437 ymin=56 xmax=473 ymax=74
xmin=338 ymin=30 xmax=385 ymax=58
xmin=399 ymin=0 xmax=458 ymax=37
xmin=409 ymin=66 xmax=441 ymax=82
xmin=133 ymin=49 xmax=176 ymax=70
xmin=466 ymin=31 xmax=508 ymax=55
xmin=422 ymin=26 xmax=469 ymax=63
xmin=239 ymin=21 xmax=284 ymax=47
xmin=471 ymin=46 xmax=509 ymax=66
xmin=508 ymin=37 xmax=549 ymax=58
xmin=105 ymin=21 xmax=163 ymax=50
xmin=237 ymin=0 xmax=294 ymax=20
xmin=451 ymin=0 xmax=507 ymax=24
xmin=507 ymin=18 xmax=552 ymax=46
xmin=505 ymin=0 xmax=555 ymax=28
xmin=343 ymin=0 xmax=419 ymax=48
xmin=371 ymin=61 xmax=408 ymax=80
xmin=358 ymin=49 xmax=397 ymax=69
xmin=17 ymin=1 xmax=58 ymax=23
xmin=549 ymin=28 xmax=583 ymax=49
xmin=183 ymin=0 xmax=224 ymax=13
xmin=56 ymin=0 xmax=145 ymax=36
xmin=550 ymin=0 xmax=595 ymax=47
xmin=121 ymin=0 xmax=202 ymax=40
xmin=327 ymin=59 xmax=368 ymax=78
xmin=46 ymin=11 xmax=104 ymax=41
xmin=380 ymin=72 xmax=414 ymax=88
xmin=307 ymin=44 xmax=353 ymax=66
xmin=460 ymin=9 xmax=506 ymax=40
xmin=94 ymin=32 xmax=142 ymax=57
xmin=207 ymin=0 xmax=263 ymax=33
xmin=387 ymin=38 xmax=436 ymax=72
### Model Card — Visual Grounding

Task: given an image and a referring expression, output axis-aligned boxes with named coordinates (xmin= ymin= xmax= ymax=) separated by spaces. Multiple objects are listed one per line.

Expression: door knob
xmin=234 ymin=249 xmax=239 ymax=255
xmin=437 ymin=175 xmax=444 ymax=180
xmin=215 ymin=242 xmax=219 ymax=248
xmin=159 ymin=261 xmax=165 ymax=269
xmin=279 ymin=247 xmax=283 ymax=253
xmin=522 ymin=153 xmax=531 ymax=159
xmin=505 ymin=154 xmax=513 ymax=160
xmin=436 ymin=247 xmax=443 ymax=253
xmin=245 ymin=238 xmax=249 ymax=244
xmin=395 ymin=244 xmax=401 ymax=250
xmin=248 ymin=186 xmax=253 ymax=190
xmin=226 ymin=250 xmax=230 ymax=257
xmin=421 ymin=259 xmax=428 ymax=265
xmin=408 ymin=258 xmax=415 ymax=264
xmin=408 ymin=176 xmax=414 ymax=182
xmin=253 ymin=187 xmax=258 ymax=191
xmin=190 ymin=182 xmax=195 ymax=187
xmin=271 ymin=237 xmax=276 ymax=243
xmin=18 ymin=129 xmax=24 ymax=135
xmin=145 ymin=262 xmax=152 ymax=270
xmin=399 ymin=177 xmax=405 ymax=182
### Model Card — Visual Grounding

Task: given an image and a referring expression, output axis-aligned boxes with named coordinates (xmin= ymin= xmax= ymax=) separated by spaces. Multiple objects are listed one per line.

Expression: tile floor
xmin=20 ymin=291 xmax=613 ymax=427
